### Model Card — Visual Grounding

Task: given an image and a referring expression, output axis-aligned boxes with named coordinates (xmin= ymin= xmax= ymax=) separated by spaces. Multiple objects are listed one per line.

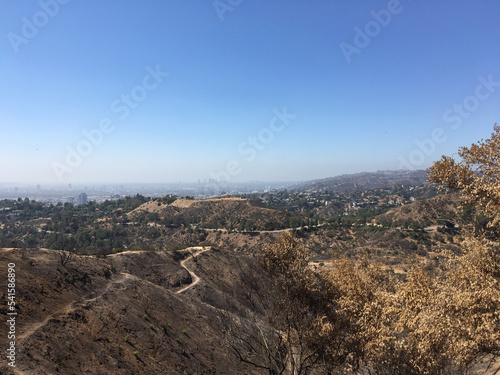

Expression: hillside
xmin=298 ymin=170 xmax=428 ymax=192
xmin=285 ymin=193 xmax=466 ymax=275
xmin=0 ymin=187 xmax=495 ymax=373
xmin=0 ymin=247 xmax=274 ymax=375
xmin=374 ymin=192 xmax=461 ymax=228
xmin=0 ymin=196 xmax=297 ymax=255
xmin=129 ymin=196 xmax=292 ymax=232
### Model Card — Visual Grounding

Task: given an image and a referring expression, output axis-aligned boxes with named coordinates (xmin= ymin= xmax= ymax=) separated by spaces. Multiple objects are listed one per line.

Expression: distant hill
xmin=130 ymin=196 xmax=293 ymax=232
xmin=374 ymin=193 xmax=461 ymax=228
xmin=298 ymin=170 xmax=429 ymax=192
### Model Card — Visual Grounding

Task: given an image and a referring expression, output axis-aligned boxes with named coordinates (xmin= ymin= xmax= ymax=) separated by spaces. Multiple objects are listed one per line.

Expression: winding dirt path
xmin=16 ymin=273 xmax=133 ymax=347
xmin=176 ymin=246 xmax=211 ymax=294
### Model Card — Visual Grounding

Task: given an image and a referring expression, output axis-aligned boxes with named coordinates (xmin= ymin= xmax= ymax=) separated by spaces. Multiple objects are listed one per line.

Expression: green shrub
xmin=103 ymin=267 xmax=111 ymax=278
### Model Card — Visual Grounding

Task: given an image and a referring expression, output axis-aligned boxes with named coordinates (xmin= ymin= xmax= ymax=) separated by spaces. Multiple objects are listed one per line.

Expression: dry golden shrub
xmin=247 ymin=126 xmax=500 ymax=374
xmin=428 ymin=123 xmax=500 ymax=233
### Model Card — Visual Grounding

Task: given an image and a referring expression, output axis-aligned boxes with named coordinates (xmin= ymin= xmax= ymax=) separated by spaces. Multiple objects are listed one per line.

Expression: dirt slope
xmin=0 ymin=247 xmax=272 ymax=374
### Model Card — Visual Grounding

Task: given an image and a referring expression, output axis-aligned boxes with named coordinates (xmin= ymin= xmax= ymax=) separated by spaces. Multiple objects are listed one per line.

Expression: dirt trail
xmin=176 ymin=246 xmax=211 ymax=294
xmin=17 ymin=273 xmax=133 ymax=347
xmin=192 ymin=223 xmax=326 ymax=234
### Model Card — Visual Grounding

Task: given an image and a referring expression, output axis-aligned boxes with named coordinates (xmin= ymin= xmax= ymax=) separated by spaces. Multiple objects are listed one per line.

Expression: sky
xmin=1 ymin=0 xmax=500 ymax=184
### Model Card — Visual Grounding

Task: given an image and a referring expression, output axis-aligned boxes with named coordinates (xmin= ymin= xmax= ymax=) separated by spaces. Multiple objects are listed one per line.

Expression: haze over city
xmin=1 ymin=0 xmax=499 ymax=184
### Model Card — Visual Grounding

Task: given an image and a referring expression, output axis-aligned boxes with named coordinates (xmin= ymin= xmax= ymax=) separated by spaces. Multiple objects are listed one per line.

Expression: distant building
xmin=67 ymin=196 xmax=75 ymax=204
xmin=78 ymin=193 xmax=88 ymax=205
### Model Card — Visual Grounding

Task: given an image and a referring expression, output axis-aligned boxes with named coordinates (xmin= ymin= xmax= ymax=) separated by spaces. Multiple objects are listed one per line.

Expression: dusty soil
xmin=0 ymin=247 xmax=272 ymax=374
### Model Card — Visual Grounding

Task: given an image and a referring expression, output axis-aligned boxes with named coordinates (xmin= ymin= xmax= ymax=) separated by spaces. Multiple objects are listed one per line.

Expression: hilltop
xmin=129 ymin=196 xmax=293 ymax=232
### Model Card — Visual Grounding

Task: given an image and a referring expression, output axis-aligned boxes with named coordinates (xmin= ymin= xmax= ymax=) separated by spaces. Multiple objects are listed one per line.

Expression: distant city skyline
xmin=0 ymin=179 xmax=301 ymax=203
xmin=1 ymin=1 xmax=499 ymax=184
xmin=0 ymin=169 xmax=428 ymax=205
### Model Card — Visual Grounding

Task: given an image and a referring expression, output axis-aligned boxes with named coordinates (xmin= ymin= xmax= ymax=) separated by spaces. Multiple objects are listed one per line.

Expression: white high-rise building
xmin=78 ymin=193 xmax=88 ymax=205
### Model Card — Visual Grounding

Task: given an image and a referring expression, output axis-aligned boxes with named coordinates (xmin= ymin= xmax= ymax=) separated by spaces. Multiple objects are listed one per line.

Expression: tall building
xmin=78 ymin=193 xmax=88 ymax=205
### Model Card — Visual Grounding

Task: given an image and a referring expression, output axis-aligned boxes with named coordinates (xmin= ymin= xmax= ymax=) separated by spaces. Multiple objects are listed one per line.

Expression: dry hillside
xmin=129 ymin=196 xmax=292 ymax=231
xmin=0 ymin=247 xmax=274 ymax=375
xmin=374 ymin=193 xmax=461 ymax=227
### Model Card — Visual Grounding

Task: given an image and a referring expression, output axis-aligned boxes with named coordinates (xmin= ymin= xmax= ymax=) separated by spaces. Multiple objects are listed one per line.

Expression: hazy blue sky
xmin=1 ymin=0 xmax=499 ymax=184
